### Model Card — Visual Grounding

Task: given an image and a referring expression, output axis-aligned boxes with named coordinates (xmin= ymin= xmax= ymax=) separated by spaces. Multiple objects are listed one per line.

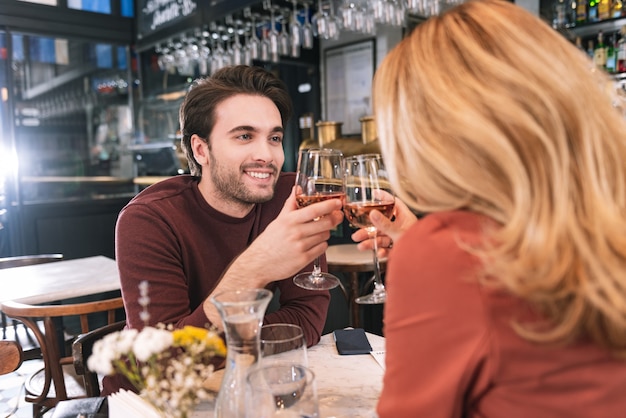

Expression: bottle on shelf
xmin=612 ymin=0 xmax=624 ymax=17
xmin=588 ymin=39 xmax=596 ymax=60
xmin=606 ymin=33 xmax=617 ymax=72
xmin=588 ymin=0 xmax=599 ymax=22
xmin=553 ymin=0 xmax=567 ymax=27
xmin=576 ymin=0 xmax=588 ymax=24
xmin=618 ymin=26 xmax=626 ymax=72
xmin=594 ymin=31 xmax=607 ymax=69
xmin=598 ymin=0 xmax=611 ymax=20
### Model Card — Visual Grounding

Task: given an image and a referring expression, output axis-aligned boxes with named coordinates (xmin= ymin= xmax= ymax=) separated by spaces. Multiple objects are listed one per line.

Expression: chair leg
xmin=349 ymin=272 xmax=361 ymax=328
xmin=1 ymin=312 xmax=6 ymax=339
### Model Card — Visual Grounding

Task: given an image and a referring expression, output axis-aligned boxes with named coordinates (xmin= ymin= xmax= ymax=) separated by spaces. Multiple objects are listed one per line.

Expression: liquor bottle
xmin=553 ymin=0 xmax=567 ymax=27
xmin=568 ymin=0 xmax=578 ymax=24
xmin=598 ymin=0 xmax=611 ymax=19
xmin=594 ymin=31 xmax=607 ymax=69
xmin=588 ymin=0 xmax=599 ymax=22
xmin=618 ymin=26 xmax=626 ymax=72
xmin=612 ymin=0 xmax=623 ymax=17
xmin=577 ymin=0 xmax=588 ymax=23
xmin=606 ymin=34 xmax=617 ymax=72
xmin=575 ymin=36 xmax=585 ymax=51
xmin=588 ymin=39 xmax=596 ymax=60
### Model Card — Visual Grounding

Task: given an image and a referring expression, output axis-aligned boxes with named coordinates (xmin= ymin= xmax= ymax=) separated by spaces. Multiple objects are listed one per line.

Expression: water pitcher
xmin=210 ymin=288 xmax=273 ymax=418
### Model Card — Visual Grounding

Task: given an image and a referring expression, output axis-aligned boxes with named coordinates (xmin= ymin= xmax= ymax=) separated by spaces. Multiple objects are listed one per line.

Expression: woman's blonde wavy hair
xmin=373 ymin=0 xmax=626 ymax=354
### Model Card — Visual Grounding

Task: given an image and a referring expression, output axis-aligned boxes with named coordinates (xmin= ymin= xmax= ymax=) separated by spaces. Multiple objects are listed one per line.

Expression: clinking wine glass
xmin=343 ymin=154 xmax=395 ymax=304
xmin=293 ymin=148 xmax=345 ymax=291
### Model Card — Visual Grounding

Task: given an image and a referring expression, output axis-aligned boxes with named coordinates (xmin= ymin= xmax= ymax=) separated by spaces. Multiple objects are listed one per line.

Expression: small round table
xmin=325 ymin=244 xmax=387 ymax=328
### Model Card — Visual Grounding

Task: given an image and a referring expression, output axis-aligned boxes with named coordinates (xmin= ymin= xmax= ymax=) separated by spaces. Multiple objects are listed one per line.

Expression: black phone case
xmin=333 ymin=328 xmax=372 ymax=355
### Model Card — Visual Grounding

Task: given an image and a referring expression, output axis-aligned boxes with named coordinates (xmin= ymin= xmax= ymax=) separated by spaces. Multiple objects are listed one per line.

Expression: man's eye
xmin=238 ymin=134 xmax=251 ymax=140
xmin=270 ymin=136 xmax=283 ymax=143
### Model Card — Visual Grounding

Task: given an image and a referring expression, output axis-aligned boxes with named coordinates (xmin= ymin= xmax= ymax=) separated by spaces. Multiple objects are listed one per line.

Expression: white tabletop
xmin=310 ymin=330 xmax=385 ymax=418
xmin=0 ymin=255 xmax=121 ymax=306
xmin=192 ymin=330 xmax=384 ymax=418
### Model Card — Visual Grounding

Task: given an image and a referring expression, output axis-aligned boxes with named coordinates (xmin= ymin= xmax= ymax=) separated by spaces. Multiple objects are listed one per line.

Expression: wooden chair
xmin=0 ymin=339 xmax=23 ymax=375
xmin=0 ymin=254 xmax=64 ymax=341
xmin=73 ymin=319 xmax=126 ymax=397
xmin=1 ymin=296 xmax=124 ymax=418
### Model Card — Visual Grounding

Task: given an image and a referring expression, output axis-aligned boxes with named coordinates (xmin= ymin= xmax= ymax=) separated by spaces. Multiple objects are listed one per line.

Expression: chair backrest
xmin=0 ymin=339 xmax=23 ymax=375
xmin=72 ymin=320 xmax=126 ymax=397
xmin=0 ymin=297 xmax=124 ymax=412
xmin=0 ymin=254 xmax=64 ymax=269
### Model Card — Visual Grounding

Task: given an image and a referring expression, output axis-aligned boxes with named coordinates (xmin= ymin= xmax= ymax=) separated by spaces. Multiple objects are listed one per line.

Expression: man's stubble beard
xmin=208 ymin=152 xmax=278 ymax=205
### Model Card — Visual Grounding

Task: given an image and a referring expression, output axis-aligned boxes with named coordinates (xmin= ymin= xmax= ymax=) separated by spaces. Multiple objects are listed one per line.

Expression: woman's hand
xmin=351 ymin=198 xmax=417 ymax=258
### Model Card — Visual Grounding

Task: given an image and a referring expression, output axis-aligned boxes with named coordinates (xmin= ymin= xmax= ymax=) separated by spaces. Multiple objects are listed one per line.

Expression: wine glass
xmin=302 ymin=1 xmax=315 ymax=49
xmin=278 ymin=9 xmax=291 ymax=56
xmin=289 ymin=0 xmax=302 ymax=57
xmin=260 ymin=323 xmax=308 ymax=367
xmin=293 ymin=148 xmax=345 ymax=291
xmin=343 ymin=154 xmax=395 ymax=304
xmin=246 ymin=364 xmax=319 ymax=418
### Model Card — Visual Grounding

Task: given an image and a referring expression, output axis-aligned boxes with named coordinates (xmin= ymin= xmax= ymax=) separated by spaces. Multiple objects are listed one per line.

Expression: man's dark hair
xmin=179 ymin=65 xmax=293 ymax=176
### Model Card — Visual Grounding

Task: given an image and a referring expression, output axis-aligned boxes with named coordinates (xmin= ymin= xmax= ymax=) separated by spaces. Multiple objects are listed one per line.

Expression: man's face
xmin=195 ymin=94 xmax=285 ymax=212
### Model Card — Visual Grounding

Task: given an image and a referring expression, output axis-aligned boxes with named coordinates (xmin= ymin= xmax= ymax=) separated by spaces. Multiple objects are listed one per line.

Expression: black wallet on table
xmin=333 ymin=328 xmax=372 ymax=355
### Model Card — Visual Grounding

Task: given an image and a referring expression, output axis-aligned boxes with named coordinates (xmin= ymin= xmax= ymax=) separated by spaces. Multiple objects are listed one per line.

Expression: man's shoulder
xmin=128 ymin=175 xmax=197 ymax=207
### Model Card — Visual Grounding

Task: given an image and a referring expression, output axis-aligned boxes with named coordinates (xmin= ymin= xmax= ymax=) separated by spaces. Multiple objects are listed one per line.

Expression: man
xmin=103 ymin=65 xmax=343 ymax=394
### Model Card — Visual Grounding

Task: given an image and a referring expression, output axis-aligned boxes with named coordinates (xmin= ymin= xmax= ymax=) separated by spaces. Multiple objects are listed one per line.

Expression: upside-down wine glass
xmin=302 ymin=1 xmax=315 ymax=49
xmin=293 ymin=148 xmax=345 ymax=291
xmin=343 ymin=154 xmax=395 ymax=304
xmin=289 ymin=0 xmax=302 ymax=57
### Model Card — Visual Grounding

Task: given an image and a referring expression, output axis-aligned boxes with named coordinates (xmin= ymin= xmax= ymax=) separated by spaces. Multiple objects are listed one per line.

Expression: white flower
xmin=116 ymin=328 xmax=138 ymax=353
xmin=88 ymin=338 xmax=116 ymax=375
xmin=132 ymin=327 xmax=173 ymax=362
xmin=86 ymin=322 xmax=226 ymax=418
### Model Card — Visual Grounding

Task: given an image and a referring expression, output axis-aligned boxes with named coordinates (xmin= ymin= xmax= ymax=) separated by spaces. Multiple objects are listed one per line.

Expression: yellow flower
xmin=205 ymin=334 xmax=227 ymax=356
xmin=172 ymin=325 xmax=209 ymax=346
xmin=172 ymin=325 xmax=227 ymax=357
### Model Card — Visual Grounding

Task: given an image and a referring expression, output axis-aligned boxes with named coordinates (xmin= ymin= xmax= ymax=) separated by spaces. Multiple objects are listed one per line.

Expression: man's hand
xmin=351 ymin=197 xmax=417 ymax=258
xmin=203 ymin=187 xmax=343 ymax=327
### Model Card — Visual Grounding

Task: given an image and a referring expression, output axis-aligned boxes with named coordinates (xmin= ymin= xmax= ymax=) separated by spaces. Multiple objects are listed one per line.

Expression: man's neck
xmin=197 ymin=177 xmax=254 ymax=218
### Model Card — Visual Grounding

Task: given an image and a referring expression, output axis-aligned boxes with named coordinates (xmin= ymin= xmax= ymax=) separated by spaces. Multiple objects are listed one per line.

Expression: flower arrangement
xmin=88 ymin=324 xmax=226 ymax=417
xmin=87 ymin=282 xmax=226 ymax=418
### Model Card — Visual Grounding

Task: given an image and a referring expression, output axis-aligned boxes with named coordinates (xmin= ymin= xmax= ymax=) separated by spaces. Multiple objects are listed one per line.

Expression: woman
xmin=359 ymin=0 xmax=626 ymax=416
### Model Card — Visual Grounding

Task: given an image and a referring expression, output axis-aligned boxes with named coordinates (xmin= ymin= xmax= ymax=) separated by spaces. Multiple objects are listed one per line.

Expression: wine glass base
xmin=354 ymin=292 xmax=386 ymax=305
xmin=293 ymin=272 xmax=340 ymax=291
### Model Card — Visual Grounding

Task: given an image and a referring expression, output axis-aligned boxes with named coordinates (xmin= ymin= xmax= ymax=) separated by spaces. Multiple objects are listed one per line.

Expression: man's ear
xmin=191 ymin=134 xmax=208 ymax=166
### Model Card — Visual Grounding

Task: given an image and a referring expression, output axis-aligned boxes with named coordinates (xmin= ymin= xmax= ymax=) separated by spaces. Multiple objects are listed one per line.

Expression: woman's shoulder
xmin=402 ymin=210 xmax=491 ymax=244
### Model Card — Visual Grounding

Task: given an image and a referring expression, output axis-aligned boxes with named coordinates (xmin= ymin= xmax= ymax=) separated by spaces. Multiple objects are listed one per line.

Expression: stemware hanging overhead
xmin=302 ymin=1 xmax=315 ymax=49
xmin=278 ymin=8 xmax=291 ymax=56
xmin=246 ymin=9 xmax=262 ymax=60
xmin=289 ymin=0 xmax=302 ymax=57
xmin=267 ymin=4 xmax=280 ymax=62
xmin=231 ymin=19 xmax=245 ymax=65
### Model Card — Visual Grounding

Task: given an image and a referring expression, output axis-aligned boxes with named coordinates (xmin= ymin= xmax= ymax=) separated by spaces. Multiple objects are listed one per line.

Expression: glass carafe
xmin=210 ymin=288 xmax=273 ymax=418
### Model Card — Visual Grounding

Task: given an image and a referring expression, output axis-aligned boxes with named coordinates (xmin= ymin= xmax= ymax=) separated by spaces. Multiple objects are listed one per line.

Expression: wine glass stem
xmin=369 ymin=229 xmax=385 ymax=296
xmin=312 ymin=256 xmax=322 ymax=277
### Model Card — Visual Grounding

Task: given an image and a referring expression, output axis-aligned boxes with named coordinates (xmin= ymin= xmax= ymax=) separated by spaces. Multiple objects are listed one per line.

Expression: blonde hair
xmin=374 ymin=0 xmax=626 ymax=353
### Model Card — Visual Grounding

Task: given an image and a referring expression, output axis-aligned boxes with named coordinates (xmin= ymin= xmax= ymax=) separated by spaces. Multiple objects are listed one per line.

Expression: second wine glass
xmin=343 ymin=154 xmax=395 ymax=304
xmin=293 ymin=148 xmax=345 ymax=291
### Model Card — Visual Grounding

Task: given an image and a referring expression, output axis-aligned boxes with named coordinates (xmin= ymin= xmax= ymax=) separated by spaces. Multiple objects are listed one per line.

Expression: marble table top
xmin=192 ymin=330 xmax=385 ymax=417
xmin=0 ymin=255 xmax=120 ymax=306
xmin=311 ymin=330 xmax=385 ymax=418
